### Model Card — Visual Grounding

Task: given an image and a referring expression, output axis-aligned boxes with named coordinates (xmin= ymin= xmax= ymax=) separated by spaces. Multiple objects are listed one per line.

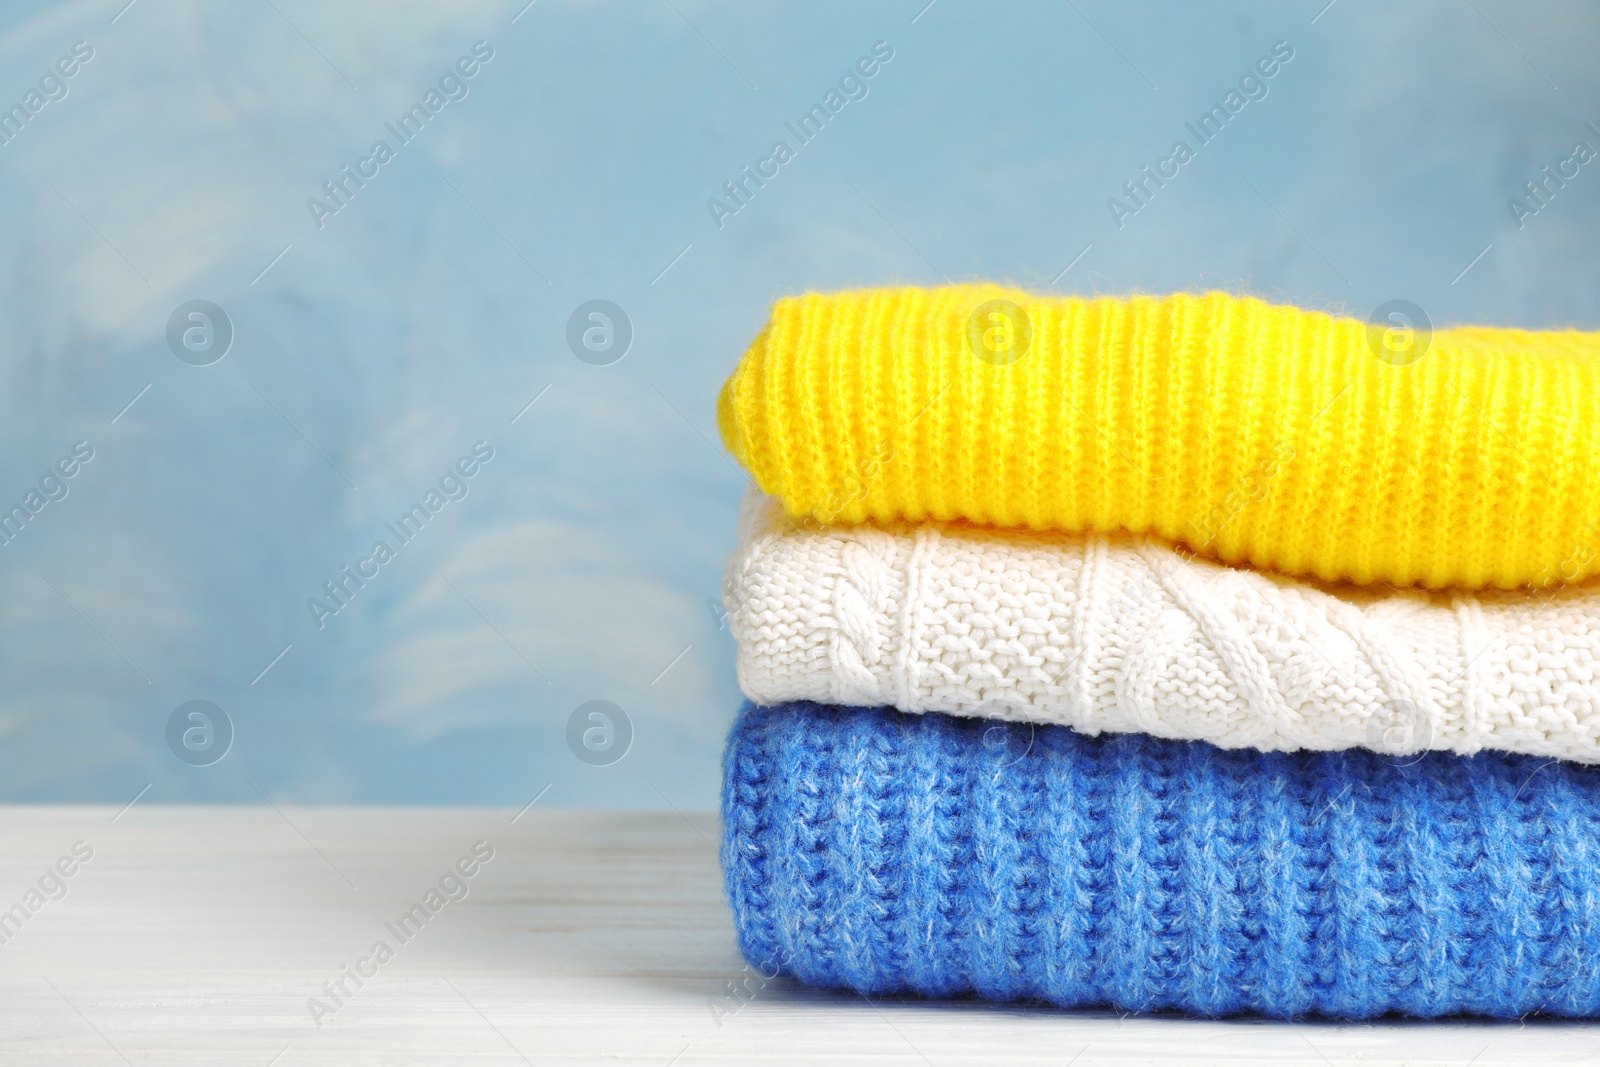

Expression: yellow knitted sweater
xmin=717 ymin=285 xmax=1600 ymax=591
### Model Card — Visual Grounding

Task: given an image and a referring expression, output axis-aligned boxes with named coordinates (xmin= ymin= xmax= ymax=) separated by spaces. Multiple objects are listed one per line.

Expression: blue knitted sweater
xmin=721 ymin=701 xmax=1600 ymax=1019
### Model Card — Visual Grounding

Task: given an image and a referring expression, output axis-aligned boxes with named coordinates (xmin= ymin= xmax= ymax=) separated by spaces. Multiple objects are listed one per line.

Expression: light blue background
xmin=1 ymin=0 xmax=1596 ymax=807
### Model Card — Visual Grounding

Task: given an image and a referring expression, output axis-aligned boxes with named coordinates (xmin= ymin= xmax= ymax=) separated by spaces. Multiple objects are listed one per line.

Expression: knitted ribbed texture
xmin=723 ymin=700 xmax=1600 ymax=1019
xmin=726 ymin=489 xmax=1600 ymax=762
xmin=716 ymin=286 xmax=1600 ymax=590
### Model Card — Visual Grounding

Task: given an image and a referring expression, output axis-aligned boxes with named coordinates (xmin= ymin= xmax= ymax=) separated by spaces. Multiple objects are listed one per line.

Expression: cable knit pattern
xmin=726 ymin=489 xmax=1600 ymax=762
xmin=722 ymin=699 xmax=1600 ymax=1019
xmin=717 ymin=285 xmax=1600 ymax=590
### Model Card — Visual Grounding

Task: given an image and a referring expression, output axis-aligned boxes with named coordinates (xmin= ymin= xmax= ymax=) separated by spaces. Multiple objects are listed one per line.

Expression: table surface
xmin=0 ymin=807 xmax=1593 ymax=1066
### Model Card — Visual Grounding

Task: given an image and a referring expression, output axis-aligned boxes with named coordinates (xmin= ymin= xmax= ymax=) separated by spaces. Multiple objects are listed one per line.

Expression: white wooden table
xmin=0 ymin=807 xmax=1591 ymax=1065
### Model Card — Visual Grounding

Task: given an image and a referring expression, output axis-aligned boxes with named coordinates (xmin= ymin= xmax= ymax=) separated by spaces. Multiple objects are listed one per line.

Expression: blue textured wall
xmin=0 ymin=0 xmax=1595 ymax=806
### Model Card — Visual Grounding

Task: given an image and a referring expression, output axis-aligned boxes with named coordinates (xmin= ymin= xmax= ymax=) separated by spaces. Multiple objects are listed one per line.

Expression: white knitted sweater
xmin=726 ymin=490 xmax=1600 ymax=762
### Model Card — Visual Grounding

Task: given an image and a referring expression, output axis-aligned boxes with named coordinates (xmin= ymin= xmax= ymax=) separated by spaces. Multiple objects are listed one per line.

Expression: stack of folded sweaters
xmin=713 ymin=285 xmax=1600 ymax=1019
